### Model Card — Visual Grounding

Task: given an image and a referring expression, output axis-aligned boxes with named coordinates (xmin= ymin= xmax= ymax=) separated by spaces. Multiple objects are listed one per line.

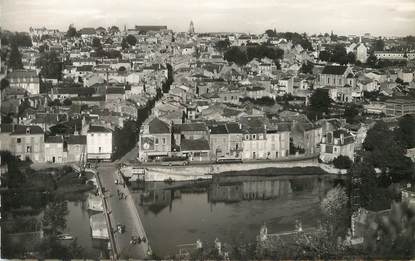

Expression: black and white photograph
xmin=0 ymin=0 xmax=414 ymax=260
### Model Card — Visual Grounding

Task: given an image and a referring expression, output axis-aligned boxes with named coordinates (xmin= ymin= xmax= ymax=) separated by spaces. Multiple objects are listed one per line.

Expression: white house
xmin=7 ymin=70 xmax=40 ymax=95
xmin=87 ymin=125 xmax=113 ymax=161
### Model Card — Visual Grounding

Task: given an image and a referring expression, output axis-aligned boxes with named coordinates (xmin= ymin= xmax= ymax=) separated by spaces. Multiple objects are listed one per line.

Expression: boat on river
xmin=57 ymin=233 xmax=74 ymax=240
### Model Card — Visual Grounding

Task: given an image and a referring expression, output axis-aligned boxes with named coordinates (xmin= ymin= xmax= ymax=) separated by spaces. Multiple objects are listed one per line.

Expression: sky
xmin=1 ymin=0 xmax=415 ymax=36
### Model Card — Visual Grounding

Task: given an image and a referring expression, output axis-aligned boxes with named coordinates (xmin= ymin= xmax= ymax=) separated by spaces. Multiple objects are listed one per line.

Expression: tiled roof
xmin=208 ymin=124 xmax=228 ymax=134
xmin=321 ymin=65 xmax=348 ymax=75
xmin=45 ymin=135 xmax=64 ymax=143
xmin=55 ymin=87 xmax=96 ymax=95
xmin=179 ymin=123 xmax=207 ymax=132
xmin=10 ymin=125 xmax=44 ymax=135
xmin=72 ymin=96 xmax=105 ymax=102
xmin=239 ymin=116 xmax=266 ymax=134
xmin=88 ymin=125 xmax=112 ymax=133
xmin=106 ymin=87 xmax=125 ymax=94
xmin=225 ymin=122 xmax=243 ymax=134
xmin=77 ymin=65 xmax=94 ymax=72
xmin=66 ymin=135 xmax=87 ymax=145
xmin=149 ymin=118 xmax=170 ymax=134
xmin=181 ymin=138 xmax=210 ymax=151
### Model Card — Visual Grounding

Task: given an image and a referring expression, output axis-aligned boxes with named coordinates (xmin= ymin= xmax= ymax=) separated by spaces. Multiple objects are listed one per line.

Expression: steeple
xmin=189 ymin=20 xmax=195 ymax=35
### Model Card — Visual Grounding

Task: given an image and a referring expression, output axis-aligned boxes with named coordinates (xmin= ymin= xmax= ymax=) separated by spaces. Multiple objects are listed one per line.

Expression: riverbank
xmin=143 ymin=156 xmax=320 ymax=181
xmin=1 ymin=153 xmax=97 ymax=259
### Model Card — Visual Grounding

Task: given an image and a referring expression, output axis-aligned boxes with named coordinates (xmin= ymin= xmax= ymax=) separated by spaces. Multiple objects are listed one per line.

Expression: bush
xmin=332 ymin=155 xmax=352 ymax=169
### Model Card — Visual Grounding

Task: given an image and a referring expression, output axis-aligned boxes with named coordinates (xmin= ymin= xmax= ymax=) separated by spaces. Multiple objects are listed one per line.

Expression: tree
xmin=363 ymin=121 xmax=413 ymax=183
xmin=319 ymin=50 xmax=331 ymax=62
xmin=364 ymin=202 xmax=415 ymax=259
xmin=300 ymin=62 xmax=314 ymax=74
xmin=373 ymin=39 xmax=385 ymax=51
xmin=330 ymin=44 xmax=348 ymax=65
xmin=66 ymin=25 xmax=78 ymax=38
xmin=224 ymin=46 xmax=248 ymax=65
xmin=346 ymin=52 xmax=356 ymax=64
xmin=48 ymin=99 xmax=62 ymax=107
xmin=343 ymin=103 xmax=361 ymax=124
xmin=394 ymin=114 xmax=415 ymax=149
xmin=214 ymin=39 xmax=231 ymax=52
xmin=348 ymin=161 xmax=389 ymax=211
xmin=1 ymin=78 xmax=9 ymax=90
xmin=8 ymin=43 xmax=23 ymax=70
xmin=121 ymin=38 xmax=129 ymax=50
xmin=125 ymin=34 xmax=137 ymax=46
xmin=308 ymin=89 xmax=331 ymax=119
xmin=299 ymin=38 xmax=313 ymax=51
xmin=92 ymin=37 xmax=102 ymax=49
xmin=265 ymin=29 xmax=277 ymax=37
xmin=62 ymin=98 xmax=72 ymax=106
xmin=11 ymin=32 xmax=32 ymax=47
xmin=36 ymin=51 xmax=63 ymax=80
xmin=109 ymin=25 xmax=120 ymax=35
xmin=332 ymin=155 xmax=353 ymax=169
xmin=42 ymin=200 xmax=69 ymax=235
xmin=321 ymin=186 xmax=349 ymax=238
xmin=366 ymin=53 xmax=377 ymax=67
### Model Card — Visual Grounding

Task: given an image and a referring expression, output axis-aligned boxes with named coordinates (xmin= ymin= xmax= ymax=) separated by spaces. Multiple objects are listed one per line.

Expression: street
xmin=98 ymin=164 xmax=150 ymax=259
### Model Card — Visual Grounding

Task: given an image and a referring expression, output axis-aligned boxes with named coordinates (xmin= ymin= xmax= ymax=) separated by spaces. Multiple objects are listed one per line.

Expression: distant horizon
xmin=1 ymin=25 xmax=413 ymax=38
xmin=1 ymin=0 xmax=415 ymax=37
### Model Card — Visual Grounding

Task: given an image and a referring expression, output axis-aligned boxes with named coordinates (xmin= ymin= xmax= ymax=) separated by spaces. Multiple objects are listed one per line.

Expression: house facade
xmin=320 ymin=129 xmax=355 ymax=163
xmin=138 ymin=117 xmax=172 ymax=161
xmin=9 ymin=125 xmax=45 ymax=162
xmin=87 ymin=125 xmax=113 ymax=161
xmin=7 ymin=70 xmax=40 ymax=95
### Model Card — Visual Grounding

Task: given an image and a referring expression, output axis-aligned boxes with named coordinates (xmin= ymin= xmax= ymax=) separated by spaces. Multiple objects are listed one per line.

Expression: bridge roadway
xmin=98 ymin=164 xmax=150 ymax=259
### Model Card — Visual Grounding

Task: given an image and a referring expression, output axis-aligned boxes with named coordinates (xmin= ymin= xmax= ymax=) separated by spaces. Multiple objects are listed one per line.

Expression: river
xmin=64 ymin=200 xmax=108 ymax=259
xmin=131 ymin=174 xmax=341 ymax=257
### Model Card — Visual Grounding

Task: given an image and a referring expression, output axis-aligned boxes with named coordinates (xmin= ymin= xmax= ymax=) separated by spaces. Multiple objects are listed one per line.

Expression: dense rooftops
xmin=87 ymin=125 xmax=112 ymax=133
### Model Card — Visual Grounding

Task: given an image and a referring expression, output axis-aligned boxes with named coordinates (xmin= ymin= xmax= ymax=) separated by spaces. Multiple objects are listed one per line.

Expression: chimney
xmin=340 ymin=133 xmax=344 ymax=144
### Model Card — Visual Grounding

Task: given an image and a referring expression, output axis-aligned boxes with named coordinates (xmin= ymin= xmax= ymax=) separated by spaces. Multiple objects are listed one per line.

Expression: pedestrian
xmin=123 ymin=182 xmax=126 ymax=188
xmin=115 ymin=179 xmax=118 ymax=185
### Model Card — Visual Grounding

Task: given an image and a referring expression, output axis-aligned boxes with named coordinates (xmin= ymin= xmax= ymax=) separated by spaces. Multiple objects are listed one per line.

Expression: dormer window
xmin=26 ymin=127 xmax=31 ymax=134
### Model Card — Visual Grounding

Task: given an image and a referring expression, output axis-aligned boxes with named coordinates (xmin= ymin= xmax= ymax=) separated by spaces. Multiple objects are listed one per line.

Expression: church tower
xmin=189 ymin=20 xmax=195 ymax=35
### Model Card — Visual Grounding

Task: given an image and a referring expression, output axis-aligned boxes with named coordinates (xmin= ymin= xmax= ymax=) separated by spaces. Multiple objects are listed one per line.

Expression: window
xmin=26 ymin=146 xmax=32 ymax=153
xmin=99 ymin=147 xmax=102 ymax=153
xmin=245 ymin=135 xmax=249 ymax=140
xmin=17 ymin=138 xmax=21 ymax=143
xmin=253 ymin=134 xmax=256 ymax=139
xmin=162 ymin=138 xmax=166 ymax=144
xmin=155 ymin=138 xmax=159 ymax=145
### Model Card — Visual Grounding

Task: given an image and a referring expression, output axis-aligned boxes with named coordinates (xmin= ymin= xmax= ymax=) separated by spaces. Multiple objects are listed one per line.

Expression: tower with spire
xmin=189 ymin=20 xmax=195 ymax=35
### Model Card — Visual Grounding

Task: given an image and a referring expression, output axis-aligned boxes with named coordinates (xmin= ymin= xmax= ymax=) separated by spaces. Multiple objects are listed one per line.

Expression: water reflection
xmin=65 ymin=201 xmax=109 ymax=259
xmin=138 ymin=175 xmax=331 ymax=214
xmin=133 ymin=174 xmax=337 ymax=257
